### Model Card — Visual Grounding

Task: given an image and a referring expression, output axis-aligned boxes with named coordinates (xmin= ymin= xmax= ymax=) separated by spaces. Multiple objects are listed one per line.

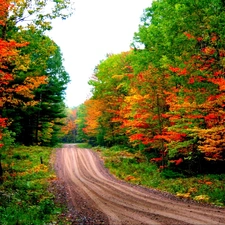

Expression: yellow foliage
xmin=18 ymin=164 xmax=48 ymax=176
xmin=194 ymin=195 xmax=210 ymax=202
xmin=112 ymin=74 xmax=125 ymax=80
xmin=83 ymin=99 xmax=104 ymax=136
xmin=13 ymin=54 xmax=31 ymax=72
xmin=124 ymin=175 xmax=140 ymax=182
xmin=188 ymin=187 xmax=197 ymax=193
xmin=32 ymin=164 xmax=48 ymax=173
xmin=176 ymin=192 xmax=191 ymax=198
xmin=115 ymin=151 xmax=134 ymax=158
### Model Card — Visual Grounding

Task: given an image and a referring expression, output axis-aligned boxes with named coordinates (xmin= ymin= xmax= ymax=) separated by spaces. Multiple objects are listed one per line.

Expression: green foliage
xmin=76 ymin=143 xmax=92 ymax=149
xmin=0 ymin=128 xmax=15 ymax=152
xmin=3 ymin=33 xmax=69 ymax=147
xmin=0 ymin=0 xmax=72 ymax=149
xmin=75 ymin=0 xmax=225 ymax=175
xmin=0 ymin=146 xmax=68 ymax=225
xmin=60 ymin=107 xmax=77 ymax=143
xmin=87 ymin=52 xmax=134 ymax=146
xmin=75 ymin=104 xmax=89 ymax=143
xmin=161 ymin=169 xmax=185 ymax=179
xmin=97 ymin=146 xmax=225 ymax=206
xmin=2 ymin=0 xmax=74 ymax=37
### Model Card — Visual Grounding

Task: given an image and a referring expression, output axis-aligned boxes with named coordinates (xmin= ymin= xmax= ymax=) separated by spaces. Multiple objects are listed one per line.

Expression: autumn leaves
xmin=0 ymin=0 xmax=73 ymax=148
xmin=76 ymin=0 xmax=225 ymax=171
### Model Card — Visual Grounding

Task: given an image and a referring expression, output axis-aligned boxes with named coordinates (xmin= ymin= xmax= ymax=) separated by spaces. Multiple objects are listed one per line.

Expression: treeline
xmin=0 ymin=0 xmax=73 ymax=151
xmin=72 ymin=0 xmax=225 ymax=174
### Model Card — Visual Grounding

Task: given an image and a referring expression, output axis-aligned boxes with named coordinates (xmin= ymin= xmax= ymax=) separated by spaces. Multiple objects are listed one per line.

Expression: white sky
xmin=48 ymin=0 xmax=153 ymax=108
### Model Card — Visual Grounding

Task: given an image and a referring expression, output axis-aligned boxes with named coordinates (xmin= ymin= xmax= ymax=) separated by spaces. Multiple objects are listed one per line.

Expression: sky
xmin=48 ymin=0 xmax=153 ymax=108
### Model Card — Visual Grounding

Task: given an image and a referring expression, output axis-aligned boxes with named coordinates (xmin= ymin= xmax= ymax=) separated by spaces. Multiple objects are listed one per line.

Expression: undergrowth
xmin=93 ymin=145 xmax=225 ymax=207
xmin=0 ymin=146 xmax=69 ymax=225
xmin=76 ymin=143 xmax=93 ymax=148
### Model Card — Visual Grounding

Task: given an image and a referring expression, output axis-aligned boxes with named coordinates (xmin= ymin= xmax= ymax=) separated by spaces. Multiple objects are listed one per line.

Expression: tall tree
xmin=89 ymin=52 xmax=133 ymax=146
xmin=0 ymin=0 xmax=73 ymax=147
xmin=3 ymin=34 xmax=70 ymax=146
xmin=133 ymin=0 xmax=225 ymax=168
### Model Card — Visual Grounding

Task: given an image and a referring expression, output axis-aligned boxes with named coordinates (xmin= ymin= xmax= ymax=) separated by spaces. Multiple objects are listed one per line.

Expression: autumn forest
xmin=0 ymin=0 xmax=225 ymax=222
xmin=1 ymin=0 xmax=224 ymax=176
xmin=0 ymin=0 xmax=75 ymax=180
xmin=63 ymin=0 xmax=225 ymax=175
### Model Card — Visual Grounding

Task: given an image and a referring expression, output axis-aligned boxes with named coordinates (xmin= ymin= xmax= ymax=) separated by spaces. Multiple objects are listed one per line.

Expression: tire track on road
xmin=57 ymin=145 xmax=225 ymax=225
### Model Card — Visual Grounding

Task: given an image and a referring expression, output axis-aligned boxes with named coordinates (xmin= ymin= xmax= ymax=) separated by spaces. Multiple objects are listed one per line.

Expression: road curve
xmin=56 ymin=144 xmax=225 ymax=225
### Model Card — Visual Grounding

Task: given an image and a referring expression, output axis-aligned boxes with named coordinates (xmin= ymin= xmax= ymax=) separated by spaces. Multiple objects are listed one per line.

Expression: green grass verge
xmin=0 ymin=146 xmax=69 ymax=225
xmin=76 ymin=143 xmax=93 ymax=148
xmin=93 ymin=146 xmax=225 ymax=207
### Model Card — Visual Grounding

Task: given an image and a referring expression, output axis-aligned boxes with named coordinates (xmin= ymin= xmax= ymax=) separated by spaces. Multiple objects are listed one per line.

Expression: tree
xmin=133 ymin=0 xmax=225 ymax=169
xmin=61 ymin=107 xmax=77 ymax=143
xmin=3 ymin=35 xmax=70 ymax=146
xmin=0 ymin=0 xmax=73 ymax=180
xmin=0 ymin=0 xmax=72 ymax=147
xmin=75 ymin=104 xmax=89 ymax=143
xmin=1 ymin=0 xmax=74 ymax=38
xmin=88 ymin=52 xmax=133 ymax=146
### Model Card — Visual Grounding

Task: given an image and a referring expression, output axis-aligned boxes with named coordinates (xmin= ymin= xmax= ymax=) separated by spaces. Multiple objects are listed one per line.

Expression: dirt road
xmin=55 ymin=144 xmax=225 ymax=225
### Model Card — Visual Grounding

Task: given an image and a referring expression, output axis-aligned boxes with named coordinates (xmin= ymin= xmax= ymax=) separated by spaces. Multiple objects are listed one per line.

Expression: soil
xmin=51 ymin=144 xmax=225 ymax=225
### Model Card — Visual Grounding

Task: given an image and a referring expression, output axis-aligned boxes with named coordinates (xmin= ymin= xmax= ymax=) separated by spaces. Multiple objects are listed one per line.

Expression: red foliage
xmin=197 ymin=37 xmax=203 ymax=42
xmin=211 ymin=35 xmax=217 ymax=42
xmin=134 ymin=113 xmax=141 ymax=119
xmin=150 ymin=157 xmax=162 ymax=162
xmin=178 ymin=68 xmax=187 ymax=75
xmin=188 ymin=77 xmax=195 ymax=84
xmin=138 ymin=73 xmax=144 ymax=81
xmin=154 ymin=131 xmax=186 ymax=142
xmin=169 ymin=158 xmax=183 ymax=165
xmin=213 ymin=70 xmax=223 ymax=76
xmin=186 ymin=115 xmax=203 ymax=119
xmin=130 ymin=133 xmax=144 ymax=141
xmin=0 ymin=118 xmax=7 ymax=128
xmin=207 ymin=94 xmax=223 ymax=101
xmin=184 ymin=32 xmax=195 ymax=39
xmin=204 ymin=113 xmax=217 ymax=121
xmin=169 ymin=66 xmax=187 ymax=76
xmin=219 ymin=50 xmax=225 ymax=57
xmin=202 ymin=47 xmax=216 ymax=55
xmin=169 ymin=66 xmax=180 ymax=73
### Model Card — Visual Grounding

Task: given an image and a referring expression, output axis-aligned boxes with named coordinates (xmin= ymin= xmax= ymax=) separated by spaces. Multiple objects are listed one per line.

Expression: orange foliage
xmin=82 ymin=99 xmax=104 ymax=136
xmin=0 ymin=0 xmax=9 ymax=26
xmin=0 ymin=1 xmax=47 ymax=147
xmin=13 ymin=76 xmax=47 ymax=99
xmin=61 ymin=108 xmax=77 ymax=135
xmin=166 ymin=32 xmax=225 ymax=161
xmin=154 ymin=131 xmax=186 ymax=142
xmin=118 ymin=65 xmax=169 ymax=152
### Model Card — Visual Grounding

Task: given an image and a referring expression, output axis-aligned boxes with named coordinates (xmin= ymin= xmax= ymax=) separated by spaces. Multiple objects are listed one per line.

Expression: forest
xmin=0 ymin=0 xmax=75 ymax=223
xmin=1 ymin=0 xmax=225 ymax=222
xmin=0 ymin=0 xmax=74 ymax=175
xmin=64 ymin=0 xmax=225 ymax=175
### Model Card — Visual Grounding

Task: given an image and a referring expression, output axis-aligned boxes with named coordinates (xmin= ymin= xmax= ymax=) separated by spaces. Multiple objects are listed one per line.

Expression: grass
xmin=76 ymin=142 xmax=93 ymax=148
xmin=93 ymin=146 xmax=225 ymax=207
xmin=0 ymin=146 xmax=69 ymax=225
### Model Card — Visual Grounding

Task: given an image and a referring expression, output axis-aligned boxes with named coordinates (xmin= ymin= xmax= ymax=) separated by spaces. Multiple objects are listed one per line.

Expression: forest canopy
xmin=0 ymin=0 xmax=74 ymax=152
xmin=73 ymin=0 xmax=225 ymax=174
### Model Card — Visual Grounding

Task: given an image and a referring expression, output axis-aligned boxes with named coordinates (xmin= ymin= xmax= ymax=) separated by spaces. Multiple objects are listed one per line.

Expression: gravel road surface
xmin=54 ymin=144 xmax=225 ymax=225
